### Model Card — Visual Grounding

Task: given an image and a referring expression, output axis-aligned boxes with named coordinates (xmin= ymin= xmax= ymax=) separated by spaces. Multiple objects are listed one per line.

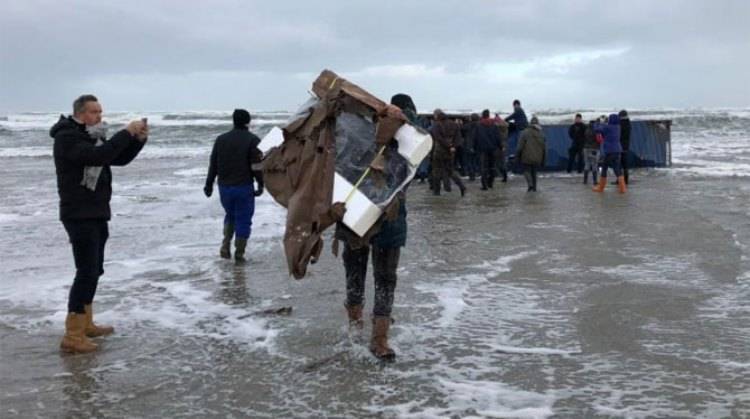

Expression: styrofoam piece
xmin=394 ymin=124 xmax=433 ymax=166
xmin=332 ymin=173 xmax=382 ymax=237
xmin=259 ymin=126 xmax=284 ymax=154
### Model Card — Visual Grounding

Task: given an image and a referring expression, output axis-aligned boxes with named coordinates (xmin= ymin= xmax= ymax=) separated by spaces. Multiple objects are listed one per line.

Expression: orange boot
xmin=60 ymin=313 xmax=98 ymax=353
xmin=84 ymin=304 xmax=114 ymax=337
xmin=593 ymin=176 xmax=607 ymax=192
xmin=617 ymin=176 xmax=627 ymax=194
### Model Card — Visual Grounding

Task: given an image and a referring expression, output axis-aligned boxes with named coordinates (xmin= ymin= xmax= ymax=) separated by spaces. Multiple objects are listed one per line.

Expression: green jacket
xmin=516 ymin=125 xmax=546 ymax=166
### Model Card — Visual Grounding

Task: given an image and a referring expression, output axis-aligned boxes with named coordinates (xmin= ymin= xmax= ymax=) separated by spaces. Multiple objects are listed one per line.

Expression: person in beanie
xmin=335 ymin=93 xmax=416 ymax=361
xmin=204 ymin=109 xmax=264 ymax=263
xmin=515 ymin=115 xmax=546 ymax=192
xmin=593 ymin=113 xmax=626 ymax=193
xmin=51 ymin=94 xmax=148 ymax=353
xmin=618 ymin=109 xmax=632 ymax=184
xmin=474 ymin=109 xmax=502 ymax=190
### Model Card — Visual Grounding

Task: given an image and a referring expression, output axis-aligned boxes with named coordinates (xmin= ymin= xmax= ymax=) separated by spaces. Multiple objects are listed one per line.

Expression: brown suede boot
xmin=220 ymin=224 xmax=233 ymax=259
xmin=344 ymin=304 xmax=364 ymax=330
xmin=593 ymin=176 xmax=607 ymax=192
xmin=60 ymin=313 xmax=98 ymax=354
xmin=84 ymin=304 xmax=114 ymax=337
xmin=370 ymin=316 xmax=395 ymax=361
xmin=617 ymin=176 xmax=627 ymax=194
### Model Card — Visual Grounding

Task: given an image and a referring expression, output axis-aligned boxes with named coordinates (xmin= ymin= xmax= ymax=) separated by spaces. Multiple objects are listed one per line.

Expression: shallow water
xmin=1 ymin=110 xmax=749 ymax=418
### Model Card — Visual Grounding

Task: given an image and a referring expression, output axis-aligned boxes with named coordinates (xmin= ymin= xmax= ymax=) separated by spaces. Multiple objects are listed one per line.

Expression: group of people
xmin=419 ymin=101 xmax=632 ymax=195
xmin=50 ymin=93 xmax=631 ymax=361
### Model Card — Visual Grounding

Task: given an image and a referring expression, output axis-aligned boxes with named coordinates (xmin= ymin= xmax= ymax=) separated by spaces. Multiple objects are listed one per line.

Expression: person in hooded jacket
xmin=618 ymin=109 xmax=632 ymax=184
xmin=567 ymin=113 xmax=586 ymax=173
xmin=204 ymin=109 xmax=264 ymax=264
xmin=515 ymin=116 xmax=546 ymax=192
xmin=51 ymin=94 xmax=148 ymax=353
xmin=334 ymin=93 xmax=416 ymax=361
xmin=593 ymin=113 xmax=627 ymax=193
xmin=474 ymin=109 xmax=502 ymax=190
xmin=429 ymin=110 xmax=466 ymax=196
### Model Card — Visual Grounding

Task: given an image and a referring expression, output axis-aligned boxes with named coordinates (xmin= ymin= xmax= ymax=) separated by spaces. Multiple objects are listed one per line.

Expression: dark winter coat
xmin=51 ymin=116 xmax=144 ymax=221
xmin=583 ymin=124 xmax=599 ymax=149
xmin=595 ymin=114 xmax=623 ymax=154
xmin=473 ymin=118 xmax=502 ymax=152
xmin=619 ymin=117 xmax=631 ymax=151
xmin=205 ymin=127 xmax=263 ymax=188
xmin=430 ymin=119 xmax=460 ymax=158
xmin=505 ymin=107 xmax=528 ymax=131
xmin=568 ymin=122 xmax=586 ymax=150
xmin=461 ymin=121 xmax=478 ymax=153
xmin=516 ymin=124 xmax=546 ymax=166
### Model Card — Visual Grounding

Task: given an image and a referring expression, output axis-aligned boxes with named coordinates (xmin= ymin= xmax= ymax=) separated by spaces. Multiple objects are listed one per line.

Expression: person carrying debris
xmin=204 ymin=109 xmax=264 ymax=263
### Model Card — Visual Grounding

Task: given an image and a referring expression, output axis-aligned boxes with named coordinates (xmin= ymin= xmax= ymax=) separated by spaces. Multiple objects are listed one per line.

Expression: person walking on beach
xmin=204 ymin=109 xmax=264 ymax=263
xmin=582 ymin=120 xmax=602 ymax=185
xmin=567 ymin=113 xmax=586 ymax=173
xmin=335 ymin=93 xmax=417 ymax=361
xmin=429 ymin=109 xmax=466 ymax=196
xmin=474 ymin=109 xmax=502 ymax=190
xmin=592 ymin=113 xmax=627 ymax=193
xmin=461 ymin=113 xmax=480 ymax=181
xmin=494 ymin=113 xmax=510 ymax=183
xmin=618 ymin=109 xmax=632 ymax=185
xmin=52 ymin=94 xmax=148 ymax=353
xmin=515 ymin=116 xmax=546 ymax=192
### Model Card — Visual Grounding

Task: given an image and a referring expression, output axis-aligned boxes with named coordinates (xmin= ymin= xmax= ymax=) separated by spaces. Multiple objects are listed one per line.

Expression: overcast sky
xmin=1 ymin=0 xmax=749 ymax=113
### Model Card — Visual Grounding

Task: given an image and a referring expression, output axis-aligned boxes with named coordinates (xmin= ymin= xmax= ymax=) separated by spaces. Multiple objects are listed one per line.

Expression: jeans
xmin=343 ymin=244 xmax=401 ymax=317
xmin=601 ymin=152 xmax=623 ymax=178
xmin=63 ymin=219 xmax=108 ymax=314
xmin=219 ymin=184 xmax=255 ymax=239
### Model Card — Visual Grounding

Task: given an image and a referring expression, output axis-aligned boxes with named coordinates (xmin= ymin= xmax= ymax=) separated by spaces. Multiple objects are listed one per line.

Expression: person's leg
xmin=85 ymin=220 xmax=108 ymax=305
xmin=219 ymin=186 xmax=235 ymax=257
xmin=343 ymin=244 xmax=369 ymax=307
xmin=430 ymin=157 xmax=442 ymax=195
xmin=592 ymin=151 xmax=600 ymax=184
xmin=532 ymin=166 xmax=538 ymax=191
xmin=371 ymin=246 xmax=400 ymax=360
xmin=233 ymin=185 xmax=253 ymax=262
xmin=621 ymin=150 xmax=629 ymax=184
xmin=523 ymin=165 xmax=533 ymax=191
xmin=487 ymin=152 xmax=497 ymax=188
xmin=479 ymin=152 xmax=489 ymax=190
xmin=450 ymin=169 xmax=466 ymax=196
xmin=567 ymin=147 xmax=576 ymax=173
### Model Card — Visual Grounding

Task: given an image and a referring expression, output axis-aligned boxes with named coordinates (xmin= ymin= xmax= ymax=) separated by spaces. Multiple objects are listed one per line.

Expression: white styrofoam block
xmin=332 ymin=172 xmax=383 ymax=237
xmin=259 ymin=126 xmax=284 ymax=154
xmin=394 ymin=124 xmax=433 ymax=166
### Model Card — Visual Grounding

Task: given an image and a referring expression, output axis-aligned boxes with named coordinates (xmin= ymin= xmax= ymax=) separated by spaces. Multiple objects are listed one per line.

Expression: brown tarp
xmin=262 ymin=70 xmax=406 ymax=279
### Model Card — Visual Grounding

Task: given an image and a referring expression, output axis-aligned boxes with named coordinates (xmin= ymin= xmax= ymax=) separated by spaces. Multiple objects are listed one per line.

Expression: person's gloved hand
xmin=254 ymin=185 xmax=264 ymax=197
xmin=203 ymin=185 xmax=213 ymax=198
xmin=330 ymin=202 xmax=347 ymax=221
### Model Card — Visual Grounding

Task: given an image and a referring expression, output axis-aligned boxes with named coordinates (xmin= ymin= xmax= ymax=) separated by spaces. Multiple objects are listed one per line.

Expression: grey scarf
xmin=80 ymin=123 xmax=109 ymax=191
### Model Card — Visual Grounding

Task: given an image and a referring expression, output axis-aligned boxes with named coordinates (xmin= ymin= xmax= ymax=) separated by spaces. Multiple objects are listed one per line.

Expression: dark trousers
xmin=478 ymin=151 xmax=497 ymax=189
xmin=343 ymin=244 xmax=400 ymax=318
xmin=601 ymin=152 xmax=623 ymax=178
xmin=219 ymin=184 xmax=255 ymax=239
xmin=621 ymin=151 xmax=630 ymax=183
xmin=431 ymin=154 xmax=464 ymax=193
xmin=63 ymin=219 xmax=108 ymax=314
xmin=462 ymin=151 xmax=479 ymax=179
xmin=567 ymin=147 xmax=584 ymax=173
xmin=495 ymin=149 xmax=508 ymax=181
xmin=523 ymin=164 xmax=538 ymax=190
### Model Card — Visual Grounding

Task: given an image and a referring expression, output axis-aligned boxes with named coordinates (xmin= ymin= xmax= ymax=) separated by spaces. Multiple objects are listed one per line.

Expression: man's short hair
xmin=233 ymin=109 xmax=251 ymax=127
xmin=73 ymin=94 xmax=98 ymax=115
xmin=575 ymin=113 xmax=582 ymax=118
xmin=481 ymin=109 xmax=490 ymax=119
xmin=513 ymin=99 xmax=521 ymax=107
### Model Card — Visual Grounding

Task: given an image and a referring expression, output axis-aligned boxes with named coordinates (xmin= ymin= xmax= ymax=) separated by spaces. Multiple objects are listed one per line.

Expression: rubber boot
xmin=84 ymin=304 xmax=114 ymax=337
xmin=220 ymin=224 xmax=233 ymax=259
xmin=617 ymin=176 xmax=627 ymax=194
xmin=60 ymin=313 xmax=98 ymax=354
xmin=344 ymin=304 xmax=364 ymax=330
xmin=370 ymin=316 xmax=396 ymax=361
xmin=234 ymin=238 xmax=247 ymax=264
xmin=593 ymin=176 xmax=607 ymax=192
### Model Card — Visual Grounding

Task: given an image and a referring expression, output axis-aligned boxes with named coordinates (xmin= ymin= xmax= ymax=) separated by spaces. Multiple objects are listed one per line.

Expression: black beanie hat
xmin=233 ymin=109 xmax=251 ymax=127
xmin=390 ymin=94 xmax=416 ymax=113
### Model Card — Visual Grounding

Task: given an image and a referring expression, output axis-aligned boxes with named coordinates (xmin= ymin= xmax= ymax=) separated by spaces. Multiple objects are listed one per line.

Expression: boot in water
xmin=220 ymin=223 xmax=234 ymax=259
xmin=60 ymin=313 xmax=98 ymax=354
xmin=617 ymin=176 xmax=628 ymax=194
xmin=370 ymin=316 xmax=395 ymax=361
xmin=234 ymin=238 xmax=248 ymax=264
xmin=84 ymin=304 xmax=114 ymax=337
xmin=593 ymin=176 xmax=607 ymax=192
xmin=344 ymin=304 xmax=364 ymax=330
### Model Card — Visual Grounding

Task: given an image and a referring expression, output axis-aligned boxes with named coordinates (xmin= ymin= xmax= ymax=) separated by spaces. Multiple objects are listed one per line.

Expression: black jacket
xmin=619 ymin=118 xmax=631 ymax=151
xmin=51 ymin=116 xmax=144 ymax=221
xmin=568 ymin=122 xmax=586 ymax=150
xmin=205 ymin=127 xmax=263 ymax=188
